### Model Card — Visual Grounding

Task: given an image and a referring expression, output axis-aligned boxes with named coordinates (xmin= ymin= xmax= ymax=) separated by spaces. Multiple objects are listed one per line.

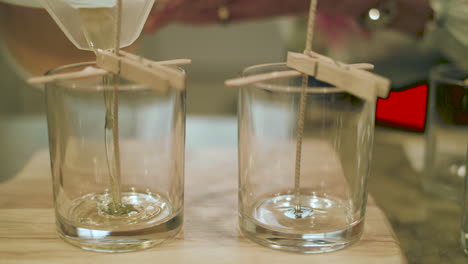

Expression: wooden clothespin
xmin=96 ymin=50 xmax=189 ymax=92
xmin=224 ymin=61 xmax=376 ymax=87
xmin=286 ymin=51 xmax=391 ymax=100
xmin=226 ymin=51 xmax=391 ymax=100
xmin=225 ymin=53 xmax=390 ymax=101
xmin=28 ymin=51 xmax=192 ymax=92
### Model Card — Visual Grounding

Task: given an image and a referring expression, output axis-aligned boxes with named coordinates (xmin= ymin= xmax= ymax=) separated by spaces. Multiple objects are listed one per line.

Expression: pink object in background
xmin=315 ymin=14 xmax=368 ymax=49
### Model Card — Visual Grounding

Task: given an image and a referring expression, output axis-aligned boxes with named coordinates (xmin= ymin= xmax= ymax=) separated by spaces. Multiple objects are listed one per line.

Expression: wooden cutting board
xmin=0 ymin=148 xmax=406 ymax=264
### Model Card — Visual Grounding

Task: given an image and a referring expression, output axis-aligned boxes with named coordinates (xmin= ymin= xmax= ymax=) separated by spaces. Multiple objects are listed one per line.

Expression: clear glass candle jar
xmin=45 ymin=63 xmax=185 ymax=252
xmin=238 ymin=63 xmax=375 ymax=253
xmin=424 ymin=64 xmax=468 ymax=201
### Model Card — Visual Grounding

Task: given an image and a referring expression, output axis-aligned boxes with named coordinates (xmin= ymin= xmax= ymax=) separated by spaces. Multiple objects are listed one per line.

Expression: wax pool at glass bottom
xmin=56 ymin=191 xmax=182 ymax=253
xmin=240 ymin=191 xmax=364 ymax=254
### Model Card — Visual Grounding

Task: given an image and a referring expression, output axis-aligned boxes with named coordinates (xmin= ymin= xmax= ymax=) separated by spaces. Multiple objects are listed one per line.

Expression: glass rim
xmin=241 ymin=63 xmax=346 ymax=94
xmin=430 ymin=64 xmax=468 ymax=87
xmin=46 ymin=62 xmax=186 ymax=92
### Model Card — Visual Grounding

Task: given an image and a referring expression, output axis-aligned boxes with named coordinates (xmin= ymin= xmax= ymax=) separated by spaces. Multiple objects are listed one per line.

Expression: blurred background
xmin=0 ymin=4 xmax=443 ymax=181
xmin=0 ymin=1 xmax=467 ymax=263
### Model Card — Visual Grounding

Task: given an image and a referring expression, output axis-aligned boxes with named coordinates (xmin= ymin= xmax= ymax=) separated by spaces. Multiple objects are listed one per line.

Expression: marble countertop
xmin=370 ymin=130 xmax=467 ymax=264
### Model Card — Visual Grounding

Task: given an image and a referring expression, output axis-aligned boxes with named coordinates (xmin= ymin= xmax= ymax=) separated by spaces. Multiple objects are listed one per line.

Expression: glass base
xmin=56 ymin=192 xmax=183 ymax=253
xmin=57 ymin=212 xmax=182 ymax=253
xmin=240 ymin=194 xmax=364 ymax=254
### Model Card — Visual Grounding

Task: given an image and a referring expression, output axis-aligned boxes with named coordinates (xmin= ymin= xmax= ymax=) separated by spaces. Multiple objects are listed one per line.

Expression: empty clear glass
xmin=424 ymin=64 xmax=468 ymax=201
xmin=238 ymin=63 xmax=375 ymax=253
xmin=45 ymin=63 xmax=185 ymax=252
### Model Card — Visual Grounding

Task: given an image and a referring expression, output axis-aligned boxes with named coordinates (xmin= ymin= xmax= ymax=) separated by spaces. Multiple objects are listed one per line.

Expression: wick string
xmin=294 ymin=0 xmax=318 ymax=214
xmin=111 ymin=0 xmax=123 ymax=208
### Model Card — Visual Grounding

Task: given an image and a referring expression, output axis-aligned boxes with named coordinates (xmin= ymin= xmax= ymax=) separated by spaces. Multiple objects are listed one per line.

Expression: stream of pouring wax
xmin=65 ymin=7 xmax=171 ymax=227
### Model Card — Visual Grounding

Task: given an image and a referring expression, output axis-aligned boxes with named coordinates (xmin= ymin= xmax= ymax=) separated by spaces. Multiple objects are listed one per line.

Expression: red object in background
xmin=376 ymin=84 xmax=429 ymax=132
